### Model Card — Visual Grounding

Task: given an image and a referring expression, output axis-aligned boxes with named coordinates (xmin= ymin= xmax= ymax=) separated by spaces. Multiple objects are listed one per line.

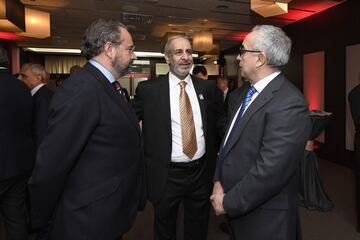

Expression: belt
xmin=169 ymin=156 xmax=205 ymax=169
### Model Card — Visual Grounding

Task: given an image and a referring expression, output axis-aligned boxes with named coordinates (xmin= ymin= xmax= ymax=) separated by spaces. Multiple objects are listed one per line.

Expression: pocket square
xmin=199 ymin=94 xmax=204 ymax=100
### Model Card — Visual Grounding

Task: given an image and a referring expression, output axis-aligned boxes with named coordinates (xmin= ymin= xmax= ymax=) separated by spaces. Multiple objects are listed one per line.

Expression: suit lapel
xmin=83 ymin=63 xmax=141 ymax=136
xmin=191 ymin=77 xmax=207 ymax=135
xmin=158 ymin=75 xmax=172 ymax=140
xmin=223 ymin=74 xmax=285 ymax=156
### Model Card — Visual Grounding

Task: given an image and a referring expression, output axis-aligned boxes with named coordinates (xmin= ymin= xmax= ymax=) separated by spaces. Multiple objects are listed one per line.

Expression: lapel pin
xmin=199 ymin=94 xmax=204 ymax=100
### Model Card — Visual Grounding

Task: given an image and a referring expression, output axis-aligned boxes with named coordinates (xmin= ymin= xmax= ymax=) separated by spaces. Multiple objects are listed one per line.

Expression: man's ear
xmin=256 ymin=52 xmax=267 ymax=68
xmin=104 ymin=42 xmax=115 ymax=60
xmin=164 ymin=54 xmax=170 ymax=64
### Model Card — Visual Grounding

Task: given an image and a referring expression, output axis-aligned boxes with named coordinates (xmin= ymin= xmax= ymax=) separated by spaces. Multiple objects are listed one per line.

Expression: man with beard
xmin=29 ymin=19 xmax=145 ymax=240
xmin=132 ymin=35 xmax=224 ymax=240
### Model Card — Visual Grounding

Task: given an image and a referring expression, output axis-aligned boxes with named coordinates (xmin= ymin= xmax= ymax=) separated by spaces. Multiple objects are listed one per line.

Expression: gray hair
xmin=23 ymin=63 xmax=46 ymax=80
xmin=81 ymin=19 xmax=127 ymax=59
xmin=252 ymin=25 xmax=291 ymax=67
xmin=163 ymin=35 xmax=191 ymax=56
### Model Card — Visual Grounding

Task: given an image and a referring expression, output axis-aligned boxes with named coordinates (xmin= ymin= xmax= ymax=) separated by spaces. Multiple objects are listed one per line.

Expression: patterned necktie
xmin=218 ymin=86 xmax=257 ymax=182
xmin=179 ymin=81 xmax=198 ymax=159
xmin=112 ymin=81 xmax=128 ymax=103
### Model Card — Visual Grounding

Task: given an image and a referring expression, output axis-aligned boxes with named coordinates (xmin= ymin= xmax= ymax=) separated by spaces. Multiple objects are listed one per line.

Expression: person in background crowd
xmin=193 ymin=65 xmax=208 ymax=80
xmin=349 ymin=81 xmax=360 ymax=232
xmin=28 ymin=19 xmax=145 ymax=240
xmin=0 ymin=46 xmax=35 ymax=240
xmin=211 ymin=25 xmax=311 ymax=240
xmin=18 ymin=63 xmax=53 ymax=147
xmin=132 ymin=35 xmax=224 ymax=240
xmin=69 ymin=65 xmax=82 ymax=75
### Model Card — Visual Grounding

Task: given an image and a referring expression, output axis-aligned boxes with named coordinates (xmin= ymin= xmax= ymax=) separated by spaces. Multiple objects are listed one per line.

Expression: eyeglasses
xmin=173 ymin=49 xmax=193 ymax=57
xmin=126 ymin=45 xmax=136 ymax=53
xmin=239 ymin=44 xmax=262 ymax=56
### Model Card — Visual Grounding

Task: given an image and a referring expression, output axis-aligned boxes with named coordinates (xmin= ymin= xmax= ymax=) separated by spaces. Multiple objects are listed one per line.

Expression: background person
xmin=0 ymin=46 xmax=35 ymax=240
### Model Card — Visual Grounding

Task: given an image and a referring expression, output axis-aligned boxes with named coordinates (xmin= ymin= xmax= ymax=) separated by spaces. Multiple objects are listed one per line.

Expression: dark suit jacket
xmin=29 ymin=63 xmax=145 ymax=240
xmin=0 ymin=69 xmax=34 ymax=179
xmin=132 ymin=74 xmax=224 ymax=203
xmin=215 ymin=74 xmax=311 ymax=240
xmin=349 ymin=84 xmax=360 ymax=135
xmin=32 ymin=85 xmax=53 ymax=147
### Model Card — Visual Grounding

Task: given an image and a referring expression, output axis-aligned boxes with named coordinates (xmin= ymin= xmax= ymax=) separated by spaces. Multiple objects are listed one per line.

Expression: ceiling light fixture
xmin=192 ymin=31 xmax=213 ymax=52
xmin=17 ymin=8 xmax=50 ymax=38
xmin=0 ymin=0 xmax=25 ymax=32
xmin=24 ymin=48 xmax=199 ymax=58
xmin=24 ymin=48 xmax=81 ymax=54
xmin=251 ymin=0 xmax=292 ymax=17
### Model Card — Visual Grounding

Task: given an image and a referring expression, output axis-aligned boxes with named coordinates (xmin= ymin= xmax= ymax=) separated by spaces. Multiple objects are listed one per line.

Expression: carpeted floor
xmin=124 ymin=159 xmax=360 ymax=240
xmin=1 ymin=159 xmax=359 ymax=240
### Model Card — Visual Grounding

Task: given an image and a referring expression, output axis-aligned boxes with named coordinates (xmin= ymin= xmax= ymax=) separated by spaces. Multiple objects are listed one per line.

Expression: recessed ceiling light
xmin=216 ymin=5 xmax=229 ymax=9
xmin=122 ymin=5 xmax=139 ymax=12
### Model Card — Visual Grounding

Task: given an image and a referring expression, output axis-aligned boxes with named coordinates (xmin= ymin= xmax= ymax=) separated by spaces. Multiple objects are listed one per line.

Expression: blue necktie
xmin=218 ymin=86 xmax=257 ymax=182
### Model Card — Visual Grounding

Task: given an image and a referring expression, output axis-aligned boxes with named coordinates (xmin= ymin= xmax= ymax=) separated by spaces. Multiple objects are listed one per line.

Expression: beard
xmin=114 ymin=62 xmax=131 ymax=77
xmin=171 ymin=61 xmax=192 ymax=80
xmin=113 ymin=53 xmax=133 ymax=77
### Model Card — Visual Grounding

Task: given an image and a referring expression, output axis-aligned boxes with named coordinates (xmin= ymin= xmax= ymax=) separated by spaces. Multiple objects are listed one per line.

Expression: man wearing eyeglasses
xmin=29 ymin=19 xmax=145 ymax=240
xmin=132 ymin=35 xmax=224 ymax=240
xmin=211 ymin=25 xmax=311 ymax=240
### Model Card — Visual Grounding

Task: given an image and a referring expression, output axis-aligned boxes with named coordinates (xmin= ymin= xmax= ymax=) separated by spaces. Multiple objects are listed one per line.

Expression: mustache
xmin=179 ymin=61 xmax=192 ymax=65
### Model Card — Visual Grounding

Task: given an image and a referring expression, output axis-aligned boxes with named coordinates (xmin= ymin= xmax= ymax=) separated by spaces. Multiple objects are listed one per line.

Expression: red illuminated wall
xmin=303 ymin=51 xmax=324 ymax=110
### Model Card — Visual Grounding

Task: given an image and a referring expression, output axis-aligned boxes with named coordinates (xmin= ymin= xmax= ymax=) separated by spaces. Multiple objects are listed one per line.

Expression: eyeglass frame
xmin=239 ymin=44 xmax=262 ymax=56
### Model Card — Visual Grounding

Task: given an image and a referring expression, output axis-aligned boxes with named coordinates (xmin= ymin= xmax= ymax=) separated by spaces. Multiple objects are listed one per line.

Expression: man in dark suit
xmin=132 ymin=35 xmax=224 ymax=240
xmin=0 ymin=46 xmax=35 ymax=240
xmin=349 ymin=82 xmax=360 ymax=232
xmin=29 ymin=19 xmax=145 ymax=240
xmin=193 ymin=65 xmax=208 ymax=80
xmin=211 ymin=25 xmax=311 ymax=240
xmin=18 ymin=63 xmax=53 ymax=147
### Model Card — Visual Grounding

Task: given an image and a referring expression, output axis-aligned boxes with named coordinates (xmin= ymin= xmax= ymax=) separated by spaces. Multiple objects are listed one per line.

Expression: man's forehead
xmin=119 ymin=27 xmax=133 ymax=44
xmin=171 ymin=38 xmax=191 ymax=49
xmin=243 ymin=31 xmax=256 ymax=47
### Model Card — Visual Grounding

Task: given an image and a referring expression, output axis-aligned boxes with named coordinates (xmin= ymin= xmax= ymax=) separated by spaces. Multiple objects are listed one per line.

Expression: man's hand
xmin=210 ymin=193 xmax=225 ymax=215
xmin=211 ymin=181 xmax=226 ymax=215
xmin=213 ymin=181 xmax=224 ymax=194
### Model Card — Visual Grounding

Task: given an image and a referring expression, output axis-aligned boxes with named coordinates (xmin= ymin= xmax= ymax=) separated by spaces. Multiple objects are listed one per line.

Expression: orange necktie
xmin=179 ymin=81 xmax=197 ymax=159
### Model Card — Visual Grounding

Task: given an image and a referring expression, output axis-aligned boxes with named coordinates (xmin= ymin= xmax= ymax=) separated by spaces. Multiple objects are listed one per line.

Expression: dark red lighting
xmin=0 ymin=32 xmax=27 ymax=41
xmin=276 ymin=0 xmax=345 ymax=21
xmin=231 ymin=32 xmax=250 ymax=41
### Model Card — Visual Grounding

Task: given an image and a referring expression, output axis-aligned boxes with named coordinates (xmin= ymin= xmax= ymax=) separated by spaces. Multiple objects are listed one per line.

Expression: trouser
xmin=0 ymin=175 xmax=28 ymax=240
xmin=354 ymin=135 xmax=360 ymax=231
xmin=153 ymin=156 xmax=211 ymax=240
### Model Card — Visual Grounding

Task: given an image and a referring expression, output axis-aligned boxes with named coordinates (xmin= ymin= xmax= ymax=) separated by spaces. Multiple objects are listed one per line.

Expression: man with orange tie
xmin=132 ymin=35 xmax=224 ymax=240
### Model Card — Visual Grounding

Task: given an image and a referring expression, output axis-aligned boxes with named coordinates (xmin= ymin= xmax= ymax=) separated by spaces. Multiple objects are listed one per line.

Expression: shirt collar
xmin=31 ymin=83 xmax=45 ymax=96
xmin=253 ymin=71 xmax=281 ymax=93
xmin=169 ymin=72 xmax=192 ymax=88
xmin=89 ymin=59 xmax=116 ymax=84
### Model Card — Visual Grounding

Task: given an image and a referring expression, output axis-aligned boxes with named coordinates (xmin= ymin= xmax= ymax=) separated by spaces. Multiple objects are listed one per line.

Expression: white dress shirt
xmin=223 ymin=71 xmax=281 ymax=146
xmin=31 ymin=83 xmax=45 ymax=96
xmin=169 ymin=72 xmax=205 ymax=162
